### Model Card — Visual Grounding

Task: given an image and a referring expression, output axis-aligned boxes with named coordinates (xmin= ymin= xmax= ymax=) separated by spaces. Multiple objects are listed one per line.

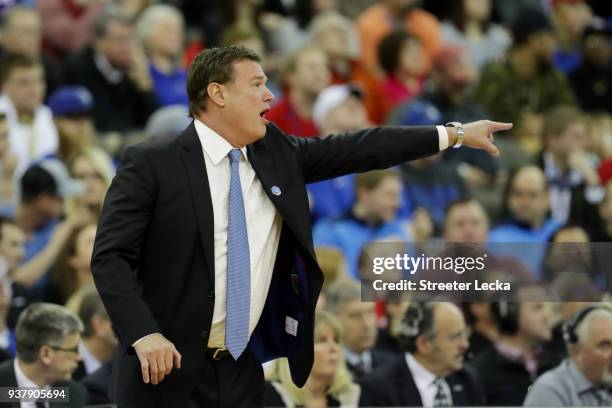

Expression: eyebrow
xmin=251 ymin=75 xmax=268 ymax=82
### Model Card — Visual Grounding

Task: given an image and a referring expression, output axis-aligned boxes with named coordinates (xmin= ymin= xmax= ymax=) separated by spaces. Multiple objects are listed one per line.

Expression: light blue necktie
xmin=225 ymin=149 xmax=251 ymax=359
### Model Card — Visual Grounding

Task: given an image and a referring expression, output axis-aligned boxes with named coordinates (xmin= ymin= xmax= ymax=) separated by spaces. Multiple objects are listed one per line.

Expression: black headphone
xmin=563 ymin=305 xmax=612 ymax=344
xmin=491 ymin=299 xmax=521 ymax=335
xmin=397 ymin=302 xmax=434 ymax=353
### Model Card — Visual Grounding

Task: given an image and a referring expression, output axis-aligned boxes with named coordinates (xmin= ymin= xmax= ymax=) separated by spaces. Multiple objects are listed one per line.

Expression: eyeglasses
xmin=46 ymin=344 xmax=79 ymax=354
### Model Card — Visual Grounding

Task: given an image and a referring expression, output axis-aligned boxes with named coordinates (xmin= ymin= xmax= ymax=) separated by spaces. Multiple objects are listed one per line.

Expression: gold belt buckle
xmin=212 ymin=348 xmax=227 ymax=360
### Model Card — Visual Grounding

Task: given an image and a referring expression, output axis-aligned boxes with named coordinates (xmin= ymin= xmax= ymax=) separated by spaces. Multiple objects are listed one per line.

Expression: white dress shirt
xmin=14 ymin=358 xmax=48 ymax=408
xmin=78 ymin=342 xmax=102 ymax=375
xmin=0 ymin=94 xmax=58 ymax=200
xmin=405 ymin=353 xmax=453 ymax=407
xmin=195 ymin=119 xmax=283 ymax=347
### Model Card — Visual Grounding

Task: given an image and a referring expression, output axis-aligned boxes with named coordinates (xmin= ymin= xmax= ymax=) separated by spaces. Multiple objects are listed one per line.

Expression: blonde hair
xmin=265 ymin=312 xmax=357 ymax=405
xmin=65 ymin=146 xmax=115 ymax=220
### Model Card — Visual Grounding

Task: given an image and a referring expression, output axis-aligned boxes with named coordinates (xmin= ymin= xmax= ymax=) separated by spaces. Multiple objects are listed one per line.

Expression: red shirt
xmin=266 ymin=96 xmax=319 ymax=138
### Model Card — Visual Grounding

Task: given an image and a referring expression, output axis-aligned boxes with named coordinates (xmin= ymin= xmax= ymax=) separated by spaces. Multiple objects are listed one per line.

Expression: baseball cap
xmin=47 ymin=86 xmax=94 ymax=117
xmin=313 ymin=84 xmax=363 ymax=130
xmin=36 ymin=159 xmax=86 ymax=198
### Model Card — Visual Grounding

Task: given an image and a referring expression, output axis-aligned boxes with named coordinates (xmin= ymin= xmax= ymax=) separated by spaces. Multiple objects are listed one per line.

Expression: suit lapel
xmin=448 ymin=373 xmax=468 ymax=405
xmin=179 ymin=124 xmax=215 ymax=288
xmin=397 ymin=357 xmax=423 ymax=406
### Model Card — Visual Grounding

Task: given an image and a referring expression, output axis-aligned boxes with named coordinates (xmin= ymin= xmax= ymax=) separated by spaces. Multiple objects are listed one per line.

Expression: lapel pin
xmin=453 ymin=384 xmax=463 ymax=392
xmin=271 ymin=186 xmax=282 ymax=196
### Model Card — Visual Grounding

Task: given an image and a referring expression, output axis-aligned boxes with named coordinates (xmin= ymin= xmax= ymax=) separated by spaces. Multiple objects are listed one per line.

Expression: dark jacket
xmin=359 ymin=356 xmax=485 ymax=406
xmin=0 ymin=359 xmax=87 ymax=407
xmin=91 ymin=121 xmax=439 ymax=407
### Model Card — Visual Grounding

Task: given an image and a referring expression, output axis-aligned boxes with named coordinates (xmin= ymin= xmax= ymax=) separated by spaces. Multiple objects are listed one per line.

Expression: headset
xmin=491 ymin=299 xmax=521 ymax=335
xmin=397 ymin=302 xmax=435 ymax=353
xmin=563 ymin=305 xmax=612 ymax=344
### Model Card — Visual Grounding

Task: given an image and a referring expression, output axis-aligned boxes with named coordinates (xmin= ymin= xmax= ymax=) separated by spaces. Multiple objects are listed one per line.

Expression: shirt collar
xmin=343 ymin=347 xmax=371 ymax=368
xmin=194 ymin=118 xmax=248 ymax=165
xmin=405 ymin=352 xmax=438 ymax=389
xmin=94 ymin=50 xmax=124 ymax=85
xmin=14 ymin=358 xmax=43 ymax=388
xmin=79 ymin=342 xmax=102 ymax=375
xmin=567 ymin=359 xmax=604 ymax=394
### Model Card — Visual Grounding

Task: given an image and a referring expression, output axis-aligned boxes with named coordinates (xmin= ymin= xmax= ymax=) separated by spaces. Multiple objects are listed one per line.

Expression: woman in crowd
xmin=265 ymin=312 xmax=360 ymax=407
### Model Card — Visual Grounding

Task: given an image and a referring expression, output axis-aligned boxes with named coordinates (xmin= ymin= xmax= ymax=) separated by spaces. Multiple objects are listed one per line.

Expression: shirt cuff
xmin=437 ymin=125 xmax=449 ymax=151
xmin=132 ymin=332 xmax=159 ymax=347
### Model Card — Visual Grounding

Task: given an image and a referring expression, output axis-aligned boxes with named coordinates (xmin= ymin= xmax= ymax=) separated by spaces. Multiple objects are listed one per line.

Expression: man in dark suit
xmin=325 ymin=279 xmax=393 ymax=379
xmin=91 ymin=45 xmax=510 ymax=407
xmin=360 ymin=302 xmax=485 ymax=406
xmin=0 ymin=303 xmax=87 ymax=407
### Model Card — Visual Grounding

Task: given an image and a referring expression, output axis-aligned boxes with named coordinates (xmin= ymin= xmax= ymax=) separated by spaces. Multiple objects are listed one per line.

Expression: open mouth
xmin=260 ymin=109 xmax=270 ymax=123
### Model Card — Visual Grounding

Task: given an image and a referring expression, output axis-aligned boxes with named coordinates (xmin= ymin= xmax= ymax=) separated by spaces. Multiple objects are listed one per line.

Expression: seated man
xmin=314 ymin=169 xmax=411 ymax=279
xmin=524 ymin=305 xmax=612 ymax=406
xmin=359 ymin=302 xmax=484 ymax=407
xmin=0 ymin=302 xmax=87 ymax=406
xmin=325 ymin=279 xmax=392 ymax=379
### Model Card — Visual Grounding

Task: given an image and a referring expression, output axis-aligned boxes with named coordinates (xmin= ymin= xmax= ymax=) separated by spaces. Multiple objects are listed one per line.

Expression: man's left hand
xmin=450 ymin=120 xmax=513 ymax=157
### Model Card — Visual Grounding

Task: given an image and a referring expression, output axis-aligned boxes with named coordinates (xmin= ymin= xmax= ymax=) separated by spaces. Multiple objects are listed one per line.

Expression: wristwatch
xmin=446 ymin=122 xmax=464 ymax=148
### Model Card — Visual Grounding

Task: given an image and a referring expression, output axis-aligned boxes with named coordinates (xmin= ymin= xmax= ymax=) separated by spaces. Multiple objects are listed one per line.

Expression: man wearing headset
xmin=524 ymin=305 xmax=612 ymax=406
xmin=359 ymin=302 xmax=484 ymax=407
xmin=469 ymin=287 xmax=554 ymax=406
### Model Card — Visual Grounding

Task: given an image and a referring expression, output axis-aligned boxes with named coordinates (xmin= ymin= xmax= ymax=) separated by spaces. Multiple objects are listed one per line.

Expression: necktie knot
xmin=229 ymin=149 xmax=241 ymax=164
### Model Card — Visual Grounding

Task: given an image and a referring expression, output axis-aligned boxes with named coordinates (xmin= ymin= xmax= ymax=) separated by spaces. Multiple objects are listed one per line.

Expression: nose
xmin=264 ymin=86 xmax=275 ymax=103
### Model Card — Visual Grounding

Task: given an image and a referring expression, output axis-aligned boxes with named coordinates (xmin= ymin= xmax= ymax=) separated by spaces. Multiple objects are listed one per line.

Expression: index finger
xmin=488 ymin=121 xmax=513 ymax=133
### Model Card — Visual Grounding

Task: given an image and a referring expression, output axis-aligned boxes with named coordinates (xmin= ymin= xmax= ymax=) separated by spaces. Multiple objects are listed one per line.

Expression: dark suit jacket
xmin=91 ymin=121 xmax=439 ymax=407
xmin=80 ymin=361 xmax=113 ymax=405
xmin=359 ymin=356 xmax=485 ymax=406
xmin=0 ymin=359 xmax=87 ymax=407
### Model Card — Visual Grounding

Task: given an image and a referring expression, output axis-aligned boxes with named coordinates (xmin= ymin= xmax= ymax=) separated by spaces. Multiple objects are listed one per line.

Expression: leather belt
xmin=206 ymin=347 xmax=231 ymax=360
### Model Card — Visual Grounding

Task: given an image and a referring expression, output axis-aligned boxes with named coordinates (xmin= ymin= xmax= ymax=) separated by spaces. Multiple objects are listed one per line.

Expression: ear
xmin=38 ymin=345 xmax=53 ymax=365
xmin=415 ymin=334 xmax=431 ymax=355
xmin=91 ymin=314 xmax=105 ymax=336
xmin=206 ymin=82 xmax=226 ymax=108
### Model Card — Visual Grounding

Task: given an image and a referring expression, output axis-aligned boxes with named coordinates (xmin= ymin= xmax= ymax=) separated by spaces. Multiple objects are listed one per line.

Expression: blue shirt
xmin=307 ymin=175 xmax=355 ymax=224
xmin=488 ymin=218 xmax=561 ymax=278
xmin=313 ymin=212 xmax=412 ymax=279
xmin=149 ymin=64 xmax=188 ymax=107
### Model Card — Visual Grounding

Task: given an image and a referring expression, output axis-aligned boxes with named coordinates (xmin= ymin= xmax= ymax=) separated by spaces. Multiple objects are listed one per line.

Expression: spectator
xmin=307 ymin=83 xmax=370 ymax=223
xmin=309 ymin=11 xmax=385 ymax=124
xmin=524 ymin=305 xmax=612 ymax=406
xmin=137 ymin=5 xmax=188 ymax=107
xmin=66 ymin=147 xmax=114 ymax=225
xmin=325 ymin=279 xmax=393 ymax=379
xmin=56 ymin=224 xmax=97 ymax=309
xmin=0 ymin=6 xmax=61 ymax=96
xmin=357 ymin=0 xmax=441 ymax=77
xmin=441 ymin=0 xmax=511 ymax=69
xmin=313 ymin=169 xmax=411 ymax=279
xmin=37 ymin=0 xmax=106 ymax=59
xmin=377 ymin=30 xmax=425 ymax=116
xmin=266 ymin=46 xmax=330 ymax=137
xmin=470 ymin=288 xmax=554 ymax=406
xmin=489 ymin=166 xmax=562 ymax=276
xmin=264 ymin=311 xmax=360 ymax=407
xmin=0 ymin=53 xmax=58 ymax=189
xmin=387 ymin=46 xmax=498 ymax=195
xmin=73 ymin=288 xmax=117 ymax=381
xmin=63 ymin=6 xmax=159 ymax=133
xmin=4 ymin=160 xmax=86 ymax=300
xmin=360 ymin=302 xmax=484 ymax=407
xmin=47 ymin=86 xmax=96 ymax=162
xmin=374 ymin=298 xmax=409 ymax=355
xmin=0 ymin=303 xmax=87 ymax=406
xmin=569 ymin=17 xmax=612 ymax=114
xmin=143 ymin=105 xmax=191 ymax=140
xmin=0 ymin=216 xmax=32 ymax=330
xmin=588 ymin=180 xmax=612 ymax=241
xmin=475 ymin=10 xmax=576 ymax=127
xmin=537 ymin=106 xmax=602 ymax=225
xmin=552 ymin=0 xmax=593 ymax=74
xmin=0 ymin=263 xmax=15 ymax=360
xmin=0 ymin=112 xmax=17 ymax=206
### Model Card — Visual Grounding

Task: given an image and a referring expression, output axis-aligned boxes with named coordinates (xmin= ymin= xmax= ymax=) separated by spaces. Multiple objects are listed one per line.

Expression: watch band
xmin=446 ymin=122 xmax=464 ymax=148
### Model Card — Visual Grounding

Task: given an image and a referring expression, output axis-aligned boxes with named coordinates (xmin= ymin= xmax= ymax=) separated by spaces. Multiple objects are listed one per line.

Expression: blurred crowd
xmin=0 ymin=0 xmax=611 ymax=406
